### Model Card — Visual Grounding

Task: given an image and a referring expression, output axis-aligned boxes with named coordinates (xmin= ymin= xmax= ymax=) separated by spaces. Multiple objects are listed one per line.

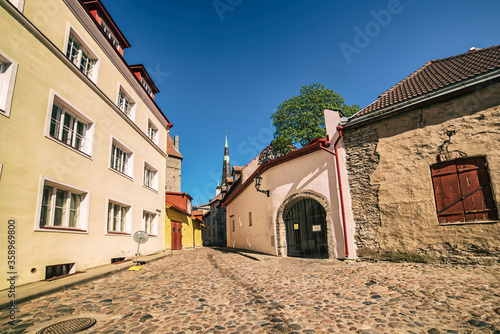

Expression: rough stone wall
xmin=343 ymin=82 xmax=500 ymax=265
xmin=342 ymin=127 xmax=382 ymax=252
xmin=166 ymin=157 xmax=182 ymax=192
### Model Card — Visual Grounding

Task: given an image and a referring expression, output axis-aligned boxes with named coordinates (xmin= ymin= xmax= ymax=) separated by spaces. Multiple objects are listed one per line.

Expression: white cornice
xmin=1 ymin=0 xmax=167 ymax=157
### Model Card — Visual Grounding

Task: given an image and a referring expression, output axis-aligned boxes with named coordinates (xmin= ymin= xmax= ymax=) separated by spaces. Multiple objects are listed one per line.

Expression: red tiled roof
xmin=354 ymin=45 xmax=500 ymax=119
xmin=167 ymin=133 xmax=183 ymax=159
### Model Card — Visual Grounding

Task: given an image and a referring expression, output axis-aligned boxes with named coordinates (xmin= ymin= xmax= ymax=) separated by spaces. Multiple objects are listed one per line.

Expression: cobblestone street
xmin=1 ymin=248 xmax=499 ymax=334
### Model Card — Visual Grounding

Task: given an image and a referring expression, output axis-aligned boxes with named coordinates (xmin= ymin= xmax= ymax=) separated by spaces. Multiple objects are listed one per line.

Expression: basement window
xmin=431 ymin=156 xmax=498 ymax=225
xmin=45 ymin=263 xmax=75 ymax=280
xmin=111 ymin=257 xmax=126 ymax=264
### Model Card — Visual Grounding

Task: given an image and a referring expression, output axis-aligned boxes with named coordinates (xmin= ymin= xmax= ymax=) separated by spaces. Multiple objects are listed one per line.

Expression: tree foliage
xmin=271 ymin=83 xmax=360 ymax=154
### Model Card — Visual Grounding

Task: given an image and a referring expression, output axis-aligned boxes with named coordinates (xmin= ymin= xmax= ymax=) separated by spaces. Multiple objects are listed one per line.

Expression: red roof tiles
xmin=354 ymin=45 xmax=500 ymax=119
xmin=167 ymin=133 xmax=183 ymax=159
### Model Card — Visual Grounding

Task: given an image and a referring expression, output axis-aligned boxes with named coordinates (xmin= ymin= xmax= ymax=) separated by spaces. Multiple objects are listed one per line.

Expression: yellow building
xmin=165 ymin=192 xmax=204 ymax=250
xmin=0 ymin=0 xmax=172 ymax=289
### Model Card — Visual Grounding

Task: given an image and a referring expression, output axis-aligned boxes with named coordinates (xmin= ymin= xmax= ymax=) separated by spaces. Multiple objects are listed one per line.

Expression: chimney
xmin=174 ymin=135 xmax=179 ymax=151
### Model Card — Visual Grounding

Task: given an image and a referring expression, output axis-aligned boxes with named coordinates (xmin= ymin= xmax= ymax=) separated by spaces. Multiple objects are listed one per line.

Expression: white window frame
xmin=110 ymin=138 xmax=134 ymax=178
xmin=0 ymin=50 xmax=18 ymax=117
xmin=7 ymin=0 xmax=25 ymax=12
xmin=187 ymin=198 xmax=192 ymax=214
xmin=107 ymin=199 xmax=132 ymax=234
xmin=116 ymin=85 xmax=136 ymax=121
xmin=143 ymin=161 xmax=158 ymax=191
xmin=64 ymin=25 xmax=100 ymax=83
xmin=100 ymin=20 xmax=120 ymax=51
xmin=140 ymin=77 xmax=153 ymax=96
xmin=35 ymin=176 xmax=90 ymax=233
xmin=147 ymin=119 xmax=159 ymax=144
xmin=143 ymin=210 xmax=158 ymax=236
xmin=46 ymin=91 xmax=95 ymax=157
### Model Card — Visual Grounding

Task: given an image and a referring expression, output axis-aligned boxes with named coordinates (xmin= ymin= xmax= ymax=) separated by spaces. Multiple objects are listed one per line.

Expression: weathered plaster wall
xmin=166 ymin=157 xmax=182 ymax=192
xmin=344 ymin=83 xmax=500 ymax=264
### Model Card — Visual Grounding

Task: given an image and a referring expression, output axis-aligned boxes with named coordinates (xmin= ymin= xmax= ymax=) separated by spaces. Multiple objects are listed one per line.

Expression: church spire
xmin=221 ymin=132 xmax=231 ymax=188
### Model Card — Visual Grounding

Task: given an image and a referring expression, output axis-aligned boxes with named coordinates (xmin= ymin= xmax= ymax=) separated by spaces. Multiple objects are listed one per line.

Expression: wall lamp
xmin=254 ymin=171 xmax=269 ymax=197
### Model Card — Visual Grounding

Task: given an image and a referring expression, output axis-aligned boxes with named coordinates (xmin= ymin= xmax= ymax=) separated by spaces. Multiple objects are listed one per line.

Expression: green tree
xmin=271 ymin=83 xmax=360 ymax=154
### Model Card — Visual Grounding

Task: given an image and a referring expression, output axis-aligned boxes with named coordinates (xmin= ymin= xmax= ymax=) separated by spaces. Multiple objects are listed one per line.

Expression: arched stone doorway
xmin=276 ymin=192 xmax=334 ymax=259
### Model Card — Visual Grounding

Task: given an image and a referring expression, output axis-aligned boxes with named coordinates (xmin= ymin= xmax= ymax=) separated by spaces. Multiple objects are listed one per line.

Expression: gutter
xmin=343 ymin=69 xmax=500 ymax=128
xmin=332 ymin=127 xmax=349 ymax=258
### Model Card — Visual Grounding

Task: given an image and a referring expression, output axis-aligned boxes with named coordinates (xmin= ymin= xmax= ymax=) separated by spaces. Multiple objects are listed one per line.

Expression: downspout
xmin=333 ymin=126 xmax=349 ymax=258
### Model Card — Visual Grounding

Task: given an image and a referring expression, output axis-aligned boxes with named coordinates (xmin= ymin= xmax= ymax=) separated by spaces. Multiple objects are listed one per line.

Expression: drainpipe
xmin=333 ymin=126 xmax=349 ymax=258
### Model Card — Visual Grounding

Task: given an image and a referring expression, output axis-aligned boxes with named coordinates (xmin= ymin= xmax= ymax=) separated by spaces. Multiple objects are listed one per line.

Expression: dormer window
xmin=130 ymin=65 xmax=159 ymax=100
xmin=141 ymin=78 xmax=153 ymax=96
xmin=100 ymin=21 xmax=120 ymax=51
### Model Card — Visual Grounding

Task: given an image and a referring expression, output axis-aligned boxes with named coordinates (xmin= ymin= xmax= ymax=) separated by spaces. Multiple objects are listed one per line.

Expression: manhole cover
xmin=36 ymin=317 xmax=96 ymax=334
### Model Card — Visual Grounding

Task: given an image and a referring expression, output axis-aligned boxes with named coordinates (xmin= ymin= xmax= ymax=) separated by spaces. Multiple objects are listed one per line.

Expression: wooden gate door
xmin=171 ymin=221 xmax=182 ymax=250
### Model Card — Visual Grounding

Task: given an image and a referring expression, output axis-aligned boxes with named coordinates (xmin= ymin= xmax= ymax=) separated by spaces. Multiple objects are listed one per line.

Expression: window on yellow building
xmin=143 ymin=162 xmax=158 ymax=191
xmin=107 ymin=200 xmax=130 ymax=234
xmin=0 ymin=50 xmax=18 ymax=117
xmin=37 ymin=178 xmax=89 ymax=232
xmin=143 ymin=211 xmax=157 ymax=236
xmin=65 ymin=32 xmax=98 ymax=81
xmin=117 ymin=88 xmax=135 ymax=119
xmin=110 ymin=139 xmax=133 ymax=178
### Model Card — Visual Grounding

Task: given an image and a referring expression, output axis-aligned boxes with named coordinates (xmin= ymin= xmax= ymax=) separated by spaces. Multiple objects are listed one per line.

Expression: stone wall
xmin=343 ymin=82 xmax=500 ymax=265
xmin=166 ymin=157 xmax=182 ymax=192
xmin=342 ymin=127 xmax=382 ymax=252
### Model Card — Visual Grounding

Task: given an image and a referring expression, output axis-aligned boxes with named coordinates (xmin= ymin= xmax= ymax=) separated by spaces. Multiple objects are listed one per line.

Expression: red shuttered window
xmin=431 ymin=157 xmax=498 ymax=224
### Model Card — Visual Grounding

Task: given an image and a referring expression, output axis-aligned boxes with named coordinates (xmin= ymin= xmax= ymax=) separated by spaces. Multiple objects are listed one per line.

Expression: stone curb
xmin=0 ymin=252 xmax=171 ymax=310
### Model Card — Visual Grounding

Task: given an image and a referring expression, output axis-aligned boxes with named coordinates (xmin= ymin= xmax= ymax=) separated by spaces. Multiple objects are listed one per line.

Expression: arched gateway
xmin=276 ymin=192 xmax=334 ymax=259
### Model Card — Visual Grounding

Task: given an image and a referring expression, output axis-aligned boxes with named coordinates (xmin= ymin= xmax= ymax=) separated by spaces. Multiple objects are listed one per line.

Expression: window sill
xmin=143 ymin=185 xmax=158 ymax=193
xmin=37 ymin=226 xmax=88 ymax=233
xmin=439 ymin=220 xmax=498 ymax=226
xmin=46 ymin=135 xmax=93 ymax=160
xmin=109 ymin=167 xmax=133 ymax=181
xmin=106 ymin=231 xmax=131 ymax=236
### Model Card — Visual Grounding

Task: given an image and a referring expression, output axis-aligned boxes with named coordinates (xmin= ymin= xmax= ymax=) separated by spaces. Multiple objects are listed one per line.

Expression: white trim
xmin=143 ymin=159 xmax=158 ymax=192
xmin=62 ymin=0 xmax=169 ymax=129
xmin=0 ymin=49 xmax=18 ymax=117
xmin=109 ymin=136 xmax=134 ymax=179
xmin=45 ymin=90 xmax=95 ymax=158
xmin=64 ymin=22 xmax=101 ymax=84
xmin=34 ymin=175 xmax=90 ymax=233
xmin=147 ymin=118 xmax=159 ymax=145
xmin=2 ymin=2 xmax=168 ymax=156
xmin=6 ymin=0 xmax=24 ymax=12
xmin=142 ymin=208 xmax=158 ymax=236
xmin=106 ymin=197 xmax=133 ymax=235
xmin=116 ymin=83 xmax=136 ymax=122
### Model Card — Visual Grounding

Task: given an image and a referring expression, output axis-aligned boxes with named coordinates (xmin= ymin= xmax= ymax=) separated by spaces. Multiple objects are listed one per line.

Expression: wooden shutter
xmin=431 ymin=157 xmax=497 ymax=224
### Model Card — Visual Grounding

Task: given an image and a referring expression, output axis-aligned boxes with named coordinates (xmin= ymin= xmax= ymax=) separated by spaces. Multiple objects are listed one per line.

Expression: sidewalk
xmin=0 ymin=251 xmax=171 ymax=309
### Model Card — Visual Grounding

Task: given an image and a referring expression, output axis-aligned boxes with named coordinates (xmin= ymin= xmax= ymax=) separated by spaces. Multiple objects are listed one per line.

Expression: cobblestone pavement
xmin=1 ymin=248 xmax=499 ymax=334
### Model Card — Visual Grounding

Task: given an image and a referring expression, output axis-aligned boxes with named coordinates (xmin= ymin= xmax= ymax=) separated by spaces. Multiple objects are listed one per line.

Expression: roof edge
xmin=343 ymin=69 xmax=500 ymax=128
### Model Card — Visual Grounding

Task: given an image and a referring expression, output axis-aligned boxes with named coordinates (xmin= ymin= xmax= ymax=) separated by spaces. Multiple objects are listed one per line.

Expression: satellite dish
xmin=131 ymin=231 xmax=149 ymax=268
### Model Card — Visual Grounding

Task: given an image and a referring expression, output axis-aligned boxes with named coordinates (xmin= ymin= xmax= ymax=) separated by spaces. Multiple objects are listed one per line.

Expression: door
xmin=284 ymin=198 xmax=328 ymax=258
xmin=171 ymin=221 xmax=182 ymax=250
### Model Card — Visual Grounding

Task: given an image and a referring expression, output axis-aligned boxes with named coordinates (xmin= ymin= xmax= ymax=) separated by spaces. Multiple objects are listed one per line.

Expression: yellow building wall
xmin=0 ymin=0 xmax=168 ymax=290
xmin=165 ymin=207 xmax=203 ymax=250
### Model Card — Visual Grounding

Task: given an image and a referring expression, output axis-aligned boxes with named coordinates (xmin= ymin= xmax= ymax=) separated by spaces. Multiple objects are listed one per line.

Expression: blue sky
xmin=102 ymin=0 xmax=500 ymax=205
